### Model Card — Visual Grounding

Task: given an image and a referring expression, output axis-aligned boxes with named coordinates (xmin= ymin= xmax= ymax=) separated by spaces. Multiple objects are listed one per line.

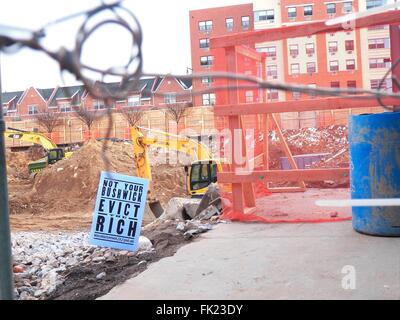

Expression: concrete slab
xmin=100 ymin=221 xmax=400 ymax=300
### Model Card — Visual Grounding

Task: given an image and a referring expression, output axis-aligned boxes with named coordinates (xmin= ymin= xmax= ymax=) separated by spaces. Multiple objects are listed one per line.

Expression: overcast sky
xmin=0 ymin=0 xmax=249 ymax=92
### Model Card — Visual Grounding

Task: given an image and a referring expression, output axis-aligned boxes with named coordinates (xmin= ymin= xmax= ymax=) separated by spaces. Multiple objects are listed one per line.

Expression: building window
xmin=328 ymin=41 xmax=338 ymax=53
xmin=199 ymin=20 xmax=213 ymax=32
xmin=28 ymin=105 xmax=38 ymax=115
xmin=265 ymin=46 xmax=276 ymax=57
xmin=201 ymin=77 xmax=213 ymax=84
xmin=346 ymin=59 xmax=355 ymax=70
xmin=288 ymin=7 xmax=297 ymax=19
xmin=241 ymin=16 xmax=250 ymax=30
xmin=307 ymin=62 xmax=316 ymax=73
xmin=368 ymin=38 xmax=390 ymax=49
xmin=331 ymin=81 xmax=340 ymax=88
xmin=199 ymin=38 xmax=209 ymax=49
xmin=329 ymin=60 xmax=339 ymax=72
xmin=266 ymin=65 xmax=278 ymax=78
xmin=128 ymin=95 xmax=140 ymax=107
xmin=164 ymin=93 xmax=176 ymax=104
xmin=326 ymin=3 xmax=336 ymax=14
xmin=202 ymin=93 xmax=216 ymax=106
xmin=290 ymin=63 xmax=300 ymax=75
xmin=305 ymin=43 xmax=315 ymax=55
xmin=370 ymin=79 xmax=391 ymax=90
xmin=369 ymin=57 xmax=391 ymax=69
xmin=304 ymin=5 xmax=313 ymax=17
xmin=93 ymin=99 xmax=105 ymax=110
xmin=345 ymin=40 xmax=354 ymax=51
xmin=245 ymin=91 xmax=254 ymax=103
xmin=225 ymin=18 xmax=234 ymax=31
xmin=60 ymin=103 xmax=72 ymax=112
xmin=347 ymin=81 xmax=357 ymax=88
xmin=289 ymin=44 xmax=299 ymax=56
xmin=267 ymin=89 xmax=279 ymax=101
xmin=366 ymin=0 xmax=387 ymax=9
xmin=200 ymin=55 xmax=213 ymax=66
xmin=292 ymin=91 xmax=301 ymax=100
xmin=255 ymin=10 xmax=275 ymax=22
xmin=343 ymin=1 xmax=353 ymax=13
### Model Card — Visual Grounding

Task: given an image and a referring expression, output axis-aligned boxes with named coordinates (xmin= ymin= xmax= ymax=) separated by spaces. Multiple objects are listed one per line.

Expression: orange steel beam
xmin=211 ymin=10 xmax=400 ymax=48
xmin=218 ymin=168 xmax=349 ymax=184
xmin=214 ymin=96 xmax=400 ymax=116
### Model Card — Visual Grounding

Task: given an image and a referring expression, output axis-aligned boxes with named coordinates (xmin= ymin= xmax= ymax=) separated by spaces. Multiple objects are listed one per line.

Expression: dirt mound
xmin=9 ymin=140 xmax=187 ymax=218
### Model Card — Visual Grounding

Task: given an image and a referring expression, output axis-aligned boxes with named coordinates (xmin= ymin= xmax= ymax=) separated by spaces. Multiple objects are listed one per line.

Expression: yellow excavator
xmin=130 ymin=126 xmax=222 ymax=217
xmin=4 ymin=127 xmax=73 ymax=174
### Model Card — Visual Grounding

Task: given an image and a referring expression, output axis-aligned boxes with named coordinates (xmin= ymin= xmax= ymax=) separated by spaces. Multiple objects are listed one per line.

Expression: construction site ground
xmin=101 ymin=221 xmax=400 ymax=300
xmin=6 ymin=126 xmax=367 ymax=300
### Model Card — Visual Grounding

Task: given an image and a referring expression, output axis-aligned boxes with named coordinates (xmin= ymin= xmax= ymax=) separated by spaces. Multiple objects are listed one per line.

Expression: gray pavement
xmin=100 ymin=221 xmax=400 ymax=300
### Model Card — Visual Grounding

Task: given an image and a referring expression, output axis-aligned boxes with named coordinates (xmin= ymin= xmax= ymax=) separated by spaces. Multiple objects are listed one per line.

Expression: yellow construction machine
xmin=4 ymin=127 xmax=73 ymax=174
xmin=130 ymin=126 xmax=222 ymax=217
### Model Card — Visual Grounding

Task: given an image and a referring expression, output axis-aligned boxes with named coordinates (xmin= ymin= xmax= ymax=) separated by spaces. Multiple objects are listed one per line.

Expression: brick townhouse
xmin=1 ymin=75 xmax=192 ymax=120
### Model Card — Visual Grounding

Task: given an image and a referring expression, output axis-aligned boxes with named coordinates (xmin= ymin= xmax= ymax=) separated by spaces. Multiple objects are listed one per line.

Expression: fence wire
xmin=0 ymin=0 xmax=399 ymax=167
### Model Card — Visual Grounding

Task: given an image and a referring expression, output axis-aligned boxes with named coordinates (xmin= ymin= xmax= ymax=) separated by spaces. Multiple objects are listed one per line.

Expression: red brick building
xmin=1 ymin=76 xmax=192 ymax=119
xmin=189 ymin=3 xmax=254 ymax=106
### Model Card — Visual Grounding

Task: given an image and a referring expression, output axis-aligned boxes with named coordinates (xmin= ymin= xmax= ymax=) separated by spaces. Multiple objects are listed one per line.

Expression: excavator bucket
xmin=149 ymin=200 xmax=164 ymax=218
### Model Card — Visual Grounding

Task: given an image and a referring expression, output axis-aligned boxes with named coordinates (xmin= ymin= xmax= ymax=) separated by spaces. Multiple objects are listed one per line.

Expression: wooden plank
xmin=270 ymin=114 xmax=306 ymax=191
xmin=214 ymin=96 xmax=400 ymax=116
xmin=218 ymin=168 xmax=349 ymax=183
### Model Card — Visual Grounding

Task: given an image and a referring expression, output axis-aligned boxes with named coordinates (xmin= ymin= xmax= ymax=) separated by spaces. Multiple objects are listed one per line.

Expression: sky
xmin=0 ymin=0 xmax=249 ymax=92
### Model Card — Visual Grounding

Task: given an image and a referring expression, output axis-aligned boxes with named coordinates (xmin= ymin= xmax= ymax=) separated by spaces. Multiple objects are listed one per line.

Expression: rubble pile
xmin=12 ymin=218 xmax=218 ymax=300
xmin=269 ymin=125 xmax=349 ymax=169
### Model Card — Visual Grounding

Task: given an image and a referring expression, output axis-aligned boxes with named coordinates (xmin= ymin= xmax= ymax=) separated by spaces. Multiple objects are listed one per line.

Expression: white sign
xmin=89 ymin=171 xmax=149 ymax=251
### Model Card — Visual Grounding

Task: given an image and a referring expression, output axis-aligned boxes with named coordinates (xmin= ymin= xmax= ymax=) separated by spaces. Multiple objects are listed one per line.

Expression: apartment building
xmin=189 ymin=0 xmax=395 ymax=127
xmin=359 ymin=0 xmax=394 ymax=93
xmin=189 ymin=3 xmax=255 ymax=107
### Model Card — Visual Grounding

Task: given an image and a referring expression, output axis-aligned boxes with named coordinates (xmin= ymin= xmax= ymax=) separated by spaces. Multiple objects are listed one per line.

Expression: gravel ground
xmin=11 ymin=219 xmax=215 ymax=300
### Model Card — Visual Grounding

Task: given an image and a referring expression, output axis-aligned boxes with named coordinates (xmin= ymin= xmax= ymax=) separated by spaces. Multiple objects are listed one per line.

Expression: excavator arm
xmin=4 ymin=127 xmax=72 ymax=174
xmin=130 ymin=126 xmax=219 ymax=217
xmin=4 ymin=127 xmax=59 ymax=150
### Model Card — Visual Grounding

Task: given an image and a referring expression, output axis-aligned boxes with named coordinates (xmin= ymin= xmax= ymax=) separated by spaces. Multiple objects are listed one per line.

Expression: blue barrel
xmin=349 ymin=112 xmax=400 ymax=236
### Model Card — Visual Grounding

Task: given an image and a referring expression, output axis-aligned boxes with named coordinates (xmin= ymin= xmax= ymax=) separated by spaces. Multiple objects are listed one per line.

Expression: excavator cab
xmin=189 ymin=160 xmax=218 ymax=197
xmin=47 ymin=148 xmax=65 ymax=164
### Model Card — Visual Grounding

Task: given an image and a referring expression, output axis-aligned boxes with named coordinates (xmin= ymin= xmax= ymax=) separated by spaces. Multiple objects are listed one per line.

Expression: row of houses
xmin=1 ymin=76 xmax=193 ymax=120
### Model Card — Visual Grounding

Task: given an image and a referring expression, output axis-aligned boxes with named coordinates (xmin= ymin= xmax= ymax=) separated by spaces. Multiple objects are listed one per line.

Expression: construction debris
xmin=11 ymin=218 xmax=218 ymax=300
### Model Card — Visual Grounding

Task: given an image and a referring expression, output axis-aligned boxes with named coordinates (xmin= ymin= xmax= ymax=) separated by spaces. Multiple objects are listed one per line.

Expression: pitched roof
xmin=37 ymin=88 xmax=55 ymax=101
xmin=48 ymin=85 xmax=85 ymax=106
xmin=53 ymin=85 xmax=85 ymax=99
xmin=1 ymin=90 xmax=24 ymax=104
xmin=176 ymin=78 xmax=192 ymax=90
xmin=152 ymin=76 xmax=193 ymax=92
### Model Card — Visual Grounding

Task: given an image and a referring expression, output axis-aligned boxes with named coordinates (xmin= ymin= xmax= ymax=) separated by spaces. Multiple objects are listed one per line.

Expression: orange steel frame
xmin=211 ymin=10 xmax=400 ymax=215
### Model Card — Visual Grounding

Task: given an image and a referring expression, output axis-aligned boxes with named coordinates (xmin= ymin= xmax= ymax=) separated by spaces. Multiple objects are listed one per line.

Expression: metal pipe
xmin=316 ymin=198 xmax=400 ymax=207
xmin=0 ymin=53 xmax=15 ymax=300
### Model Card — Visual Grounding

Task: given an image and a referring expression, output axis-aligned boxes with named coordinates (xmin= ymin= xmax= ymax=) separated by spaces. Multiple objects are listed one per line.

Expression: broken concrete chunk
xmin=138 ymin=236 xmax=152 ymax=251
xmin=159 ymin=197 xmax=200 ymax=221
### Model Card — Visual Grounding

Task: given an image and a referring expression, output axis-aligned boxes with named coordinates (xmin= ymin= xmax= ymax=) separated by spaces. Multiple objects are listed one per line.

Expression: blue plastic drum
xmin=349 ymin=112 xmax=400 ymax=236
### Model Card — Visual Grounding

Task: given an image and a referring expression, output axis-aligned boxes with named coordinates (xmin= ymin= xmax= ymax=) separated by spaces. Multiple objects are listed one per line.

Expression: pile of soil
xmin=9 ymin=140 xmax=187 ymax=219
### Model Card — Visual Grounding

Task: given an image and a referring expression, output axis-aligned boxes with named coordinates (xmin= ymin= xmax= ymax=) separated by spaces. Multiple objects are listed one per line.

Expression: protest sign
xmin=89 ymin=171 xmax=149 ymax=251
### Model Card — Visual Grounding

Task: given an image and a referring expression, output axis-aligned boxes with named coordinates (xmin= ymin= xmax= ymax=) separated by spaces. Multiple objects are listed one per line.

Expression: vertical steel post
xmin=0 ymin=54 xmax=14 ymax=300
